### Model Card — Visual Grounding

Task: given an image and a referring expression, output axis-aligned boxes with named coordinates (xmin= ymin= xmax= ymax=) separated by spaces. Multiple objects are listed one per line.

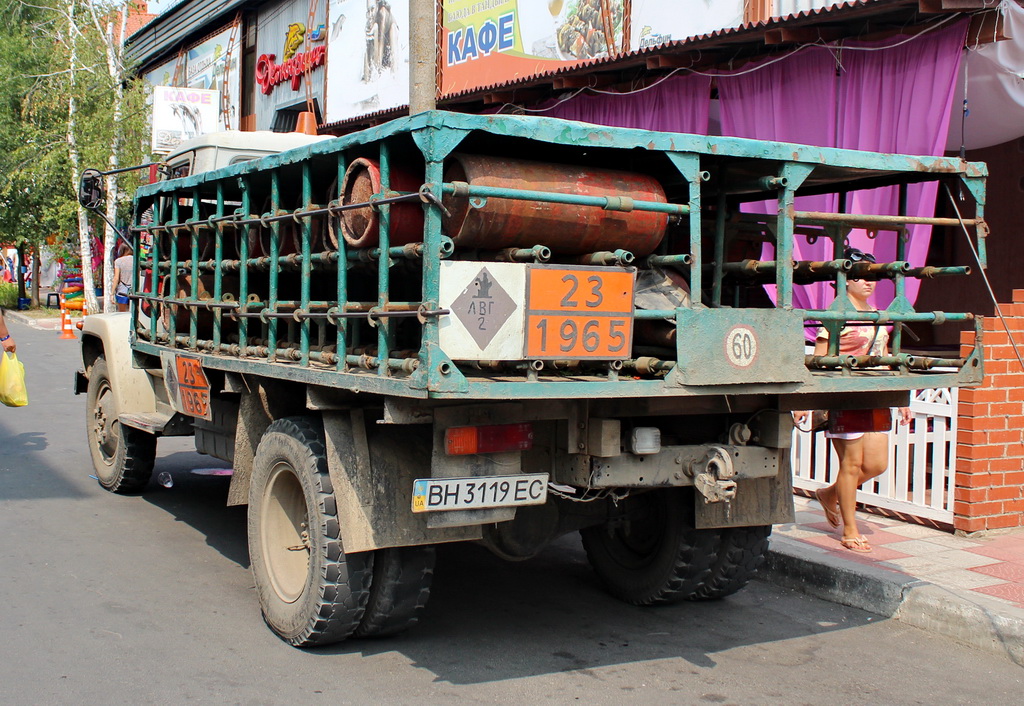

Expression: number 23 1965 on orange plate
xmin=174 ymin=355 xmax=212 ymax=420
xmin=524 ymin=266 xmax=635 ymax=360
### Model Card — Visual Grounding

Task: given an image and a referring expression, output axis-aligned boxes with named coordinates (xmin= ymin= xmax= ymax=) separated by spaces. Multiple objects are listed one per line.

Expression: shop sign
xmin=255 ymin=23 xmax=327 ymax=95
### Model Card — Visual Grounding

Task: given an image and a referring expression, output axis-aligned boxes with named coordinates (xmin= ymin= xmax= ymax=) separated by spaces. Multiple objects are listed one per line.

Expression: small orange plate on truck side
xmin=524 ymin=266 xmax=635 ymax=360
xmin=162 ymin=352 xmax=213 ymax=421
xmin=175 ymin=356 xmax=211 ymax=419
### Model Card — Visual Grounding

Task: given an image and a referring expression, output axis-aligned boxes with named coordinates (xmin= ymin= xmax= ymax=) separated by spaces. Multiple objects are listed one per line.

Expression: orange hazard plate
xmin=524 ymin=266 xmax=635 ymax=360
xmin=175 ymin=355 xmax=212 ymax=420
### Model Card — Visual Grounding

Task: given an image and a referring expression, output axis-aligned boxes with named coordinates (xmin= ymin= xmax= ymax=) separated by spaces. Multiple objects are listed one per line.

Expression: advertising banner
xmin=186 ymin=27 xmax=242 ymax=130
xmin=441 ymin=0 xmax=625 ymax=96
xmin=252 ymin=0 xmax=329 ymax=130
xmin=324 ymin=0 xmax=410 ymax=124
xmin=151 ymin=86 xmax=220 ymax=154
xmin=631 ymin=0 xmax=742 ymax=51
xmin=144 ymin=56 xmax=185 ymax=89
xmin=141 ymin=24 xmax=241 ymax=132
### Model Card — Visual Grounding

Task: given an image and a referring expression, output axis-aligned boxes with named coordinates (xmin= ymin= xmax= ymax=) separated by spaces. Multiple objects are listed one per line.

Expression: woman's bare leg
xmin=831 ymin=432 xmax=889 ymax=539
xmin=831 ymin=438 xmax=864 ymax=538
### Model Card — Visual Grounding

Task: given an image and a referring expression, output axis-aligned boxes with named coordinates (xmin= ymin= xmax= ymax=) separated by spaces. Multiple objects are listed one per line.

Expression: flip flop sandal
xmin=815 ymin=488 xmax=841 ymax=528
xmin=839 ymin=536 xmax=872 ymax=553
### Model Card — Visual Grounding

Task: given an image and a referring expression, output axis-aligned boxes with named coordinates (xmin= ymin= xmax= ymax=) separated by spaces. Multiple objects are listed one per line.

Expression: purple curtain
xmin=718 ymin=22 xmax=968 ymax=314
xmin=542 ymin=74 xmax=712 ymax=133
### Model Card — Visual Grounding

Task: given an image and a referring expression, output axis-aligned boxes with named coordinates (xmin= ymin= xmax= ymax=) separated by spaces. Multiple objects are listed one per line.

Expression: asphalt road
xmin=1 ymin=320 xmax=1021 ymax=704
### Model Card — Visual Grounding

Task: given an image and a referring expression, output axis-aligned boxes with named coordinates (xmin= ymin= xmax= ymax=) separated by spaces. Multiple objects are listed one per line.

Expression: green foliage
xmin=0 ymin=0 xmax=151 ymax=252
xmin=0 ymin=283 xmax=17 ymax=310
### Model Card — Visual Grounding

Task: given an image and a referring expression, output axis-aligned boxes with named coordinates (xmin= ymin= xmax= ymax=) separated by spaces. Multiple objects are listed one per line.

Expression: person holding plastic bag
xmin=0 ymin=308 xmax=26 ymax=407
xmin=0 ymin=309 xmax=15 ymax=353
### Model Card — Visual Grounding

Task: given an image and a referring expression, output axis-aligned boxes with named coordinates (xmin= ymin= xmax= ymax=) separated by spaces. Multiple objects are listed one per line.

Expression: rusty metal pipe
xmin=495 ymin=245 xmax=551 ymax=263
xmin=576 ymin=250 xmax=634 ymax=266
xmin=904 ymin=265 xmax=971 ymax=279
xmin=794 ymin=210 xmax=986 ymax=230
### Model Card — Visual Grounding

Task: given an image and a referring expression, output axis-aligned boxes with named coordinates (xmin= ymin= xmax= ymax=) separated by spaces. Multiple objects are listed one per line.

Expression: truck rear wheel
xmin=86 ymin=356 xmax=156 ymax=493
xmin=248 ymin=416 xmax=372 ymax=647
xmin=580 ymin=489 xmax=719 ymax=605
xmin=689 ymin=525 xmax=772 ymax=601
xmin=355 ymin=545 xmax=436 ymax=638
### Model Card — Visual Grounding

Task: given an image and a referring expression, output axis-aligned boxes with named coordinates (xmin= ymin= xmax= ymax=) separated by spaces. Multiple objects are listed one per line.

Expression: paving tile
xmin=825 ymin=549 xmax=910 ymax=572
xmin=794 ymin=511 xmax=823 ymax=524
xmin=878 ymin=555 xmax=944 ymax=574
xmin=881 ymin=524 xmax=946 ymax=539
xmin=916 ymin=534 xmax=981 ymax=550
xmin=972 ymin=583 xmax=1024 ymax=605
xmin=775 ymin=537 xmax=831 ymax=555
xmin=966 ymin=545 xmax=1024 ymax=563
xmin=849 ymin=545 xmax=910 ymax=562
xmin=773 ymin=527 xmax=826 ymax=541
xmin=799 ymin=534 xmax=846 ymax=551
xmin=850 ymin=528 xmax=907 ymax=545
xmin=969 ymin=562 xmax=1024 ymax=582
xmin=804 ymin=521 xmax=840 ymax=534
xmin=881 ymin=539 xmax=961 ymax=556
xmin=977 ymin=533 xmax=1024 ymax=549
xmin=920 ymin=550 xmax=1001 ymax=570
xmin=914 ymin=568 xmax=1011 ymax=591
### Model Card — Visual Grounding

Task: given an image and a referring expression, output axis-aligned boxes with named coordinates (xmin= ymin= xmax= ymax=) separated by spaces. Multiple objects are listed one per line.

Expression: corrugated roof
xmin=126 ymin=0 xmax=248 ymax=67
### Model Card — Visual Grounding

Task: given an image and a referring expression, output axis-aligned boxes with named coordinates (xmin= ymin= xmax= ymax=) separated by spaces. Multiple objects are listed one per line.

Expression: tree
xmin=0 ymin=0 xmax=71 ymax=307
xmin=0 ymin=0 xmax=149 ymax=312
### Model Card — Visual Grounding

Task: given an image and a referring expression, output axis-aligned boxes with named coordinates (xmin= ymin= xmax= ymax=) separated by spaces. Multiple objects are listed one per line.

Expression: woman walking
xmin=797 ymin=249 xmax=911 ymax=553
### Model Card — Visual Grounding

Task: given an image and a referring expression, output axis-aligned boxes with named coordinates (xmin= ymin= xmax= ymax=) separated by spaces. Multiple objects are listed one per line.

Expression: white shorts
xmin=825 ymin=431 xmax=865 ymax=441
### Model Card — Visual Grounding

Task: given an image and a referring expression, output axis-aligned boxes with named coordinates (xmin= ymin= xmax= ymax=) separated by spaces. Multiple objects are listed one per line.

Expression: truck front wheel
xmin=86 ymin=356 xmax=156 ymax=493
xmin=248 ymin=416 xmax=372 ymax=647
xmin=580 ymin=488 xmax=719 ymax=605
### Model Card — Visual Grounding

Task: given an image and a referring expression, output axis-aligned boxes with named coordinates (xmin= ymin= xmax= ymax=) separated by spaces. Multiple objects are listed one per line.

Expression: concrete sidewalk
xmin=763 ymin=495 xmax=1024 ymax=665
xmin=13 ymin=311 xmax=1024 ymax=664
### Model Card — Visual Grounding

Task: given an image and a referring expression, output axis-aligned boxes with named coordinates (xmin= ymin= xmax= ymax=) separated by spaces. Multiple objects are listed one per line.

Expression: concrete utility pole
xmin=409 ymin=0 xmax=437 ymax=114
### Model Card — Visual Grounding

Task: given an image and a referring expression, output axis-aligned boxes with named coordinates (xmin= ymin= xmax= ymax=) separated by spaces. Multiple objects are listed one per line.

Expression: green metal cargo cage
xmin=128 ymin=111 xmax=988 ymax=400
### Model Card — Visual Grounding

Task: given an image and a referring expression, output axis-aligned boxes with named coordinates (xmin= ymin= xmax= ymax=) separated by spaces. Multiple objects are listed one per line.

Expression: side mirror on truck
xmin=78 ymin=169 xmax=104 ymax=211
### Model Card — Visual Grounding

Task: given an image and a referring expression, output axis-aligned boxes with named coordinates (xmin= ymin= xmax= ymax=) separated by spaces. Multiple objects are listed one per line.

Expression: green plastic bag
xmin=0 ymin=352 xmax=28 ymax=407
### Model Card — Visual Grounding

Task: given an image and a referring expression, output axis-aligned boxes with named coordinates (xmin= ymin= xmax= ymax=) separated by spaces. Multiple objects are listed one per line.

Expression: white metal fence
xmin=791 ymin=387 xmax=959 ymax=523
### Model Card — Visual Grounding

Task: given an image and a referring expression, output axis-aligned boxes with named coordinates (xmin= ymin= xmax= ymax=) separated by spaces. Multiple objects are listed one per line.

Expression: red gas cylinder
xmin=441 ymin=154 xmax=669 ymax=256
xmin=337 ymin=157 xmax=424 ymax=248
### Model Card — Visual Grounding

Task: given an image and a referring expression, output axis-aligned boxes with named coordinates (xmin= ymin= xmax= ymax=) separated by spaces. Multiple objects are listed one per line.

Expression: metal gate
xmin=791 ymin=387 xmax=959 ymax=523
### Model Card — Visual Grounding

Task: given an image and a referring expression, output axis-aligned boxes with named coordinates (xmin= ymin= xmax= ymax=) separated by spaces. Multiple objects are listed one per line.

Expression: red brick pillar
xmin=955 ymin=291 xmax=1024 ymax=532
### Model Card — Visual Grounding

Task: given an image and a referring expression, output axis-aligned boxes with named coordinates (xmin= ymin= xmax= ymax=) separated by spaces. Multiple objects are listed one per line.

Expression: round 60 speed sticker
xmin=724 ymin=325 xmax=758 ymax=368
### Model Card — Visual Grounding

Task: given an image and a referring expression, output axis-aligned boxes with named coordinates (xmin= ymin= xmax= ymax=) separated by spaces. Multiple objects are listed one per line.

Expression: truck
xmin=76 ymin=112 xmax=988 ymax=647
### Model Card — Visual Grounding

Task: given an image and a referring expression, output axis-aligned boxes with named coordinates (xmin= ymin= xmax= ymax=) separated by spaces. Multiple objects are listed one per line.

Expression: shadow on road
xmin=141 ymin=447 xmax=249 ymax=568
xmin=0 ymin=419 xmax=83 ymax=501
xmin=308 ymin=538 xmax=866 ymax=684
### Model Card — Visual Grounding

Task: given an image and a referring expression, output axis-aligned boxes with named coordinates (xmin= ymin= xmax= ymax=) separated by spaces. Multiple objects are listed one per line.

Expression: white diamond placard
xmin=439 ymin=262 xmax=527 ymax=360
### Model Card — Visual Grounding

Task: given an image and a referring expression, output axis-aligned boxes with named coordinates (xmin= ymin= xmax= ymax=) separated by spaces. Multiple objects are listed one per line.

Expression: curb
xmin=761 ymin=536 xmax=1024 ymax=666
xmin=4 ymin=310 xmax=63 ymax=332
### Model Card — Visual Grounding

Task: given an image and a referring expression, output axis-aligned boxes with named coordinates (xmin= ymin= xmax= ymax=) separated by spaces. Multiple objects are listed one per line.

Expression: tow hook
xmin=691 ymin=445 xmax=737 ymax=503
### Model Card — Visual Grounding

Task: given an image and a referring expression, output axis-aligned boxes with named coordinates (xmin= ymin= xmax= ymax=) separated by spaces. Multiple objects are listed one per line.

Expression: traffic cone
xmin=59 ymin=296 xmax=76 ymax=340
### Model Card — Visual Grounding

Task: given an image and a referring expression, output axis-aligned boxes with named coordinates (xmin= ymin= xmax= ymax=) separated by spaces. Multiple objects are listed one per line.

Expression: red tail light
xmin=445 ymin=423 xmax=534 ymax=455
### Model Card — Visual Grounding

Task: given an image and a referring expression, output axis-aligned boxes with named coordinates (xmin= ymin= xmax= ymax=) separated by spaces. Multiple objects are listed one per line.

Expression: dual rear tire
xmin=581 ymin=489 xmax=770 ymax=605
xmin=248 ymin=417 xmax=434 ymax=647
